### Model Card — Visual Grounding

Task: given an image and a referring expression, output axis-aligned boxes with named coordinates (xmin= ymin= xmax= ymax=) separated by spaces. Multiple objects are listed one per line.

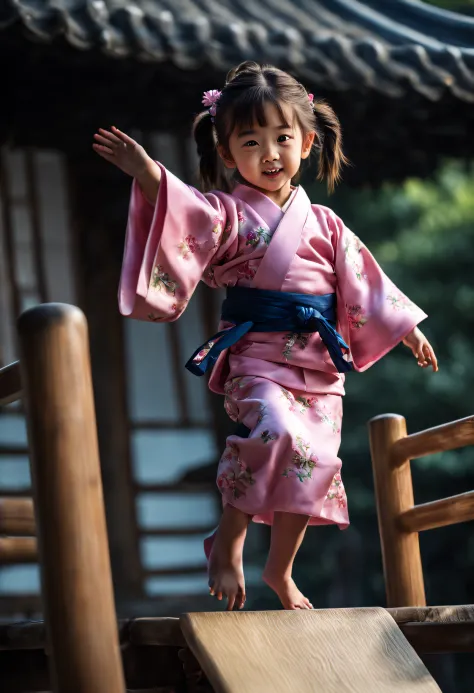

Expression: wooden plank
xmin=140 ymin=525 xmax=216 ymax=537
xmin=144 ymin=564 xmax=207 ymax=577
xmin=0 ymin=497 xmax=35 ymax=535
xmin=0 ymin=361 xmax=22 ymax=406
xmin=392 ymin=415 xmax=474 ymax=466
xmin=398 ymin=491 xmax=474 ymax=533
xmin=399 ymin=623 xmax=474 ymax=654
xmin=0 ymin=445 xmax=29 ymax=455
xmin=387 ymin=604 xmax=474 ymax=624
xmin=1 ymin=607 xmax=474 ymax=655
xmin=130 ymin=420 xmax=212 ymax=430
xmin=129 ymin=617 xmax=186 ymax=647
xmin=135 ymin=482 xmax=216 ymax=494
xmin=0 ymin=536 xmax=37 ymax=563
xmin=388 ymin=605 xmax=474 ymax=653
xmin=368 ymin=414 xmax=426 ymax=607
xmin=181 ymin=608 xmax=441 ymax=693
xmin=0 ymin=488 xmax=32 ymax=497
xmin=0 ymin=595 xmax=42 ymax=617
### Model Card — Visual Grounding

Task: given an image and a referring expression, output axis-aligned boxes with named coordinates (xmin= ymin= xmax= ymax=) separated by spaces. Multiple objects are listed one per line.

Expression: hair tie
xmin=308 ymin=93 xmax=314 ymax=104
xmin=202 ymin=90 xmax=222 ymax=121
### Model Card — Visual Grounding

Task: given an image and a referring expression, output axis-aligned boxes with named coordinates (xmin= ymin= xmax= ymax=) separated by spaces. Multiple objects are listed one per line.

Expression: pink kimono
xmin=119 ymin=164 xmax=427 ymax=529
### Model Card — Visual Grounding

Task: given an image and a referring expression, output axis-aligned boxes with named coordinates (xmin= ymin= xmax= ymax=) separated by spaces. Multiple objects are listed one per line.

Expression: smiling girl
xmin=93 ymin=60 xmax=437 ymax=613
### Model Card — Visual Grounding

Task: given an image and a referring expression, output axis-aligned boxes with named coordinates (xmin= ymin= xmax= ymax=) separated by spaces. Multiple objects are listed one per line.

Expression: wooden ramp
xmin=180 ymin=608 xmax=442 ymax=693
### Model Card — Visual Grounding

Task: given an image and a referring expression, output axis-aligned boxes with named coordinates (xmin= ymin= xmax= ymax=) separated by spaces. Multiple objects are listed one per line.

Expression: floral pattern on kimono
xmin=119 ymin=164 xmax=428 ymax=530
xmin=217 ymin=442 xmax=256 ymax=500
xmin=283 ymin=436 xmax=319 ymax=483
xmin=282 ymin=333 xmax=309 ymax=360
xmin=326 ymin=472 xmax=347 ymax=508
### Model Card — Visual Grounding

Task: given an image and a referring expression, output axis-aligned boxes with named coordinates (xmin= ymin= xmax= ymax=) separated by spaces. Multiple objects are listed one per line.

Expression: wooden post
xmin=17 ymin=303 xmax=126 ymax=693
xmin=368 ymin=414 xmax=426 ymax=608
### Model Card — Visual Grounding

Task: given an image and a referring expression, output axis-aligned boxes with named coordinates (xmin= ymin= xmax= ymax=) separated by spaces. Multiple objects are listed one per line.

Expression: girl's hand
xmin=402 ymin=327 xmax=438 ymax=372
xmin=93 ymin=127 xmax=152 ymax=178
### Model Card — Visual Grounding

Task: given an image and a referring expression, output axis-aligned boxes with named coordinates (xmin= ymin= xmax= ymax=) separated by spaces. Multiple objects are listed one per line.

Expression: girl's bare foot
xmin=262 ymin=570 xmax=313 ymax=610
xmin=207 ymin=505 xmax=249 ymax=611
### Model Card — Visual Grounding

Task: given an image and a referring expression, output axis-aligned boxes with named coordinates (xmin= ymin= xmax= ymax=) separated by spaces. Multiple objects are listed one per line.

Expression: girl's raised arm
xmin=93 ymin=127 xmax=161 ymax=203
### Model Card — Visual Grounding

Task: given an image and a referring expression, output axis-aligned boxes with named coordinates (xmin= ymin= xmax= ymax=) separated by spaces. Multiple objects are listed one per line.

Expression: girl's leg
xmin=262 ymin=511 xmax=313 ymax=610
xmin=208 ymin=503 xmax=251 ymax=611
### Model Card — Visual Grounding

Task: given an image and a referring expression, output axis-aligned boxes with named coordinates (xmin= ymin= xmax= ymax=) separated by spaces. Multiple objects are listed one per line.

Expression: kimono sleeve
xmin=118 ymin=163 xmax=236 ymax=322
xmin=330 ymin=211 xmax=427 ymax=372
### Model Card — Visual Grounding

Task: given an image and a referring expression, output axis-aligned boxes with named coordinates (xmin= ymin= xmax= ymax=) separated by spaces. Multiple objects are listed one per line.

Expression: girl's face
xmin=219 ymin=100 xmax=315 ymax=207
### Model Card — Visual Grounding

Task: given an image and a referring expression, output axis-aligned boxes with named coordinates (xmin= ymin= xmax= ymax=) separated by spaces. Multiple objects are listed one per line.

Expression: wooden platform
xmin=180 ymin=608 xmax=442 ymax=693
xmin=2 ymin=606 xmax=474 ymax=691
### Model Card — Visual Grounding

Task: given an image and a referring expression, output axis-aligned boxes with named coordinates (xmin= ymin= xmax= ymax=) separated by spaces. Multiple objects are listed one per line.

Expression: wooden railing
xmin=0 ymin=362 xmax=36 ymax=566
xmin=369 ymin=413 xmax=474 ymax=608
xmin=0 ymin=303 xmax=125 ymax=693
xmin=0 ymin=360 xmax=22 ymax=406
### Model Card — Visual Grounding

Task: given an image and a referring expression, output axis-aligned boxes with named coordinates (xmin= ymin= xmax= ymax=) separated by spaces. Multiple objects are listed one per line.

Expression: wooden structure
xmin=2 ymin=0 xmax=474 ymax=615
xmin=0 ymin=147 xmax=229 ymax=614
xmin=1 ymin=302 xmax=474 ymax=691
xmin=0 ymin=304 xmax=126 ymax=692
xmin=2 ymin=0 xmax=474 ymax=185
xmin=369 ymin=413 xmax=474 ymax=608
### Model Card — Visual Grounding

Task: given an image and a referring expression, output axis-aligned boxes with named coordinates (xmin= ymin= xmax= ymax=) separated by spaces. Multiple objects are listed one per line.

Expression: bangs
xmin=225 ymin=88 xmax=293 ymax=138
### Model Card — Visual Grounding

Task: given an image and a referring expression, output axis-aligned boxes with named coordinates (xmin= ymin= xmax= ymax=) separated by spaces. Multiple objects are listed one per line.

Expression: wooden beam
xmin=140 ymin=525 xmax=216 ymax=537
xmin=387 ymin=604 xmax=474 ymax=623
xmin=1 ymin=607 xmax=474 ymax=660
xmin=144 ymin=565 xmax=207 ymax=577
xmin=135 ymin=482 xmax=216 ymax=494
xmin=392 ymin=415 xmax=474 ymax=466
xmin=0 ymin=446 xmax=29 ymax=455
xmin=17 ymin=302 xmax=126 ymax=693
xmin=0 ymin=497 xmax=35 ymax=535
xmin=401 ymin=622 xmax=474 ymax=654
xmin=398 ymin=491 xmax=474 ymax=533
xmin=0 ymin=536 xmax=37 ymax=563
xmin=129 ymin=617 xmax=186 ymax=647
xmin=130 ymin=420 xmax=212 ymax=430
xmin=0 ymin=360 xmax=22 ymax=406
xmin=0 ymin=488 xmax=32 ymax=498
xmin=368 ymin=414 xmax=426 ymax=607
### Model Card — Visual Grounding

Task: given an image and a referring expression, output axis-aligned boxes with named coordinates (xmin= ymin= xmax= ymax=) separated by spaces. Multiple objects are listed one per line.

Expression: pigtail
xmin=193 ymin=111 xmax=230 ymax=193
xmin=312 ymin=101 xmax=349 ymax=193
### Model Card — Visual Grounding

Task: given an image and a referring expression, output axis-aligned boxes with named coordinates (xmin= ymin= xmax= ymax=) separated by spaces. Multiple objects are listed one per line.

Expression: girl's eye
xmin=278 ymin=135 xmax=291 ymax=143
xmin=243 ymin=140 xmax=258 ymax=147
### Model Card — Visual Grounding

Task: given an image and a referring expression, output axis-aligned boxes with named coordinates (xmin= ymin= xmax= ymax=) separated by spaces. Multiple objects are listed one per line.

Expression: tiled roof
xmin=1 ymin=0 xmax=474 ymax=101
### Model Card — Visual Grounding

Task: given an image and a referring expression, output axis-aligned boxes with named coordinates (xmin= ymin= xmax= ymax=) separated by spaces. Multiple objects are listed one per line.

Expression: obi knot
xmin=185 ymin=286 xmax=353 ymax=376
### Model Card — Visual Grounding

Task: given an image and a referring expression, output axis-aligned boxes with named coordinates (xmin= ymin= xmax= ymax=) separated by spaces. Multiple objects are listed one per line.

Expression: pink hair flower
xmin=308 ymin=93 xmax=314 ymax=103
xmin=202 ymin=90 xmax=222 ymax=108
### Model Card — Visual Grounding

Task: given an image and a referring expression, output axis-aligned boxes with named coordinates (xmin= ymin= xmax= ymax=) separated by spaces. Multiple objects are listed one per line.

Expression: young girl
xmin=93 ymin=61 xmax=437 ymax=613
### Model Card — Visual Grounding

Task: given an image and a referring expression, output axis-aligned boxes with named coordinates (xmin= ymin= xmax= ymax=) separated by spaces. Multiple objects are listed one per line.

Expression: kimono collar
xmin=232 ymin=183 xmax=298 ymax=229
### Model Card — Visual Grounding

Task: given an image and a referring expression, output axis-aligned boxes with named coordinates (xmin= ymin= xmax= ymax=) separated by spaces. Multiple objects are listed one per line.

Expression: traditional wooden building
xmin=1 ymin=0 xmax=474 ymax=617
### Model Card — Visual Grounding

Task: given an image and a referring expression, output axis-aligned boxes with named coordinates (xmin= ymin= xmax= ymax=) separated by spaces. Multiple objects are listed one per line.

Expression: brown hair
xmin=193 ymin=61 xmax=349 ymax=193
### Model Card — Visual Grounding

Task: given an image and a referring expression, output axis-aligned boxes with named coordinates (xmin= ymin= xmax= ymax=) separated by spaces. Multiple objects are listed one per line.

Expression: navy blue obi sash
xmin=185 ymin=286 xmax=353 ymax=376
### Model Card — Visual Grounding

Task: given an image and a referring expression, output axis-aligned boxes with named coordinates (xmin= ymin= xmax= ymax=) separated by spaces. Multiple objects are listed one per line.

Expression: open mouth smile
xmin=263 ymin=168 xmax=283 ymax=178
